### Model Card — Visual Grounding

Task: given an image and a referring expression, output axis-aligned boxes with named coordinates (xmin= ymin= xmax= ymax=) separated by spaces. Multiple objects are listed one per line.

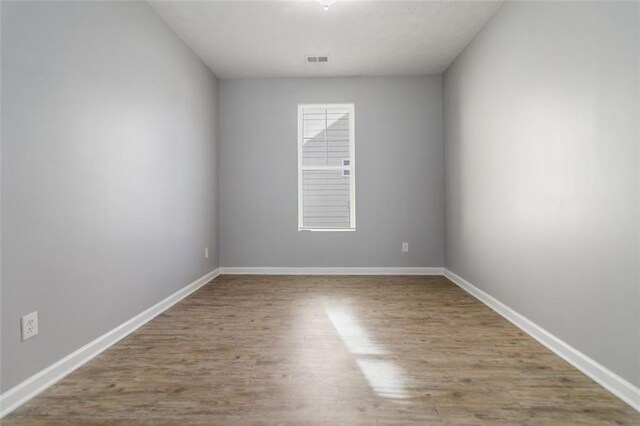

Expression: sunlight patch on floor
xmin=325 ymin=304 xmax=409 ymax=401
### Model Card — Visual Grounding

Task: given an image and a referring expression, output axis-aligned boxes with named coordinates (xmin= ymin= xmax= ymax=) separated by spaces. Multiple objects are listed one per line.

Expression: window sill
xmin=299 ymin=228 xmax=356 ymax=232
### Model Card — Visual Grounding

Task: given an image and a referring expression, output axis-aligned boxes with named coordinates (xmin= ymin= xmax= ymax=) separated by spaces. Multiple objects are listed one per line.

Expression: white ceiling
xmin=149 ymin=0 xmax=504 ymax=79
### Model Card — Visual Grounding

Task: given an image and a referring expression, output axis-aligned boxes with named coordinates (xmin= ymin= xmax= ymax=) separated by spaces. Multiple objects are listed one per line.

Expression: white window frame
xmin=298 ymin=103 xmax=356 ymax=232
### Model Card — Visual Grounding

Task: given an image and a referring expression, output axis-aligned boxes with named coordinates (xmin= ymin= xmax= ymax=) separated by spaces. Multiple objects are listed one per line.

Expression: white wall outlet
xmin=402 ymin=242 xmax=409 ymax=252
xmin=204 ymin=247 xmax=209 ymax=259
xmin=21 ymin=311 xmax=38 ymax=341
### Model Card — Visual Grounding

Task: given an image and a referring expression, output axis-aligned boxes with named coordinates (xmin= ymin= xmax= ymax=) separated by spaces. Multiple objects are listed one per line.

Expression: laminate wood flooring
xmin=4 ymin=275 xmax=639 ymax=425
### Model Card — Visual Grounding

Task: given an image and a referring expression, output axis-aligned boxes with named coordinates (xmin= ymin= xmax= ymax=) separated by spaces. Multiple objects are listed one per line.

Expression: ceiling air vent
xmin=305 ymin=56 xmax=329 ymax=63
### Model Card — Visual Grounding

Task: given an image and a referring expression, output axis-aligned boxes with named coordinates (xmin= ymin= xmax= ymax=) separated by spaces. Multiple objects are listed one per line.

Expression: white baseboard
xmin=220 ymin=267 xmax=444 ymax=275
xmin=0 ymin=268 xmax=221 ymax=418
xmin=443 ymin=268 xmax=640 ymax=412
xmin=4 ymin=267 xmax=636 ymax=417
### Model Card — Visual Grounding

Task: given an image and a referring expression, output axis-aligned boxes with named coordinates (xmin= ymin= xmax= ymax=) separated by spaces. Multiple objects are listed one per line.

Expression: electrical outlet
xmin=21 ymin=311 xmax=38 ymax=341
xmin=204 ymin=247 xmax=209 ymax=259
xmin=402 ymin=242 xmax=409 ymax=253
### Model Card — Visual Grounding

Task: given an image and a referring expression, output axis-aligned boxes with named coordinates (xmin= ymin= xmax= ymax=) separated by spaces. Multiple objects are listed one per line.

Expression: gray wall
xmin=219 ymin=77 xmax=444 ymax=267
xmin=443 ymin=1 xmax=639 ymax=386
xmin=1 ymin=1 xmax=219 ymax=391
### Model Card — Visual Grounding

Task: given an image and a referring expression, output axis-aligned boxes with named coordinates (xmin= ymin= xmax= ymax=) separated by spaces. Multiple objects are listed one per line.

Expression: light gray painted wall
xmin=1 ymin=1 xmax=219 ymax=391
xmin=219 ymin=77 xmax=444 ymax=267
xmin=443 ymin=1 xmax=639 ymax=386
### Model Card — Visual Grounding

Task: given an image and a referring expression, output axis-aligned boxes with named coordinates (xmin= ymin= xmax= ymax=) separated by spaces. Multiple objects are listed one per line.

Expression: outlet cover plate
xmin=21 ymin=311 xmax=38 ymax=341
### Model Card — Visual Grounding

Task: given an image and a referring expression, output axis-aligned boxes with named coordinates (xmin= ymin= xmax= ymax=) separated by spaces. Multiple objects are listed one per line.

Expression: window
xmin=298 ymin=103 xmax=355 ymax=231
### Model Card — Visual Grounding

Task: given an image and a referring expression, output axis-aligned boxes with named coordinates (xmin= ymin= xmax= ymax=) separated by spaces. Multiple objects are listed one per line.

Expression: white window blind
xmin=298 ymin=104 xmax=355 ymax=231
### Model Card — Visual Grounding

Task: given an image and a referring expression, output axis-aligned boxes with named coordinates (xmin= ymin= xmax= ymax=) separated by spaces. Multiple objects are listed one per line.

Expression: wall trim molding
xmin=3 ymin=267 xmax=636 ymax=416
xmin=0 ymin=268 xmax=221 ymax=418
xmin=220 ymin=267 xmax=444 ymax=275
xmin=443 ymin=268 xmax=640 ymax=412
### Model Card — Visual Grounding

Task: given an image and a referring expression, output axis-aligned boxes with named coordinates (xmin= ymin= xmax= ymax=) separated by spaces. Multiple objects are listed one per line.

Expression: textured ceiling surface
xmin=149 ymin=0 xmax=503 ymax=78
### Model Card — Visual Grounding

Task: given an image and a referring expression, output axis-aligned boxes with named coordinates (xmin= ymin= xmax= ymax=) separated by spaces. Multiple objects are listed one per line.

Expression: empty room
xmin=0 ymin=0 xmax=638 ymax=424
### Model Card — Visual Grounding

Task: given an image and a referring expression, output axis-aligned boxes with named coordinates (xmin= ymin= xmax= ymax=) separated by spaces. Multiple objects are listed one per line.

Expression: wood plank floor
xmin=4 ymin=275 xmax=639 ymax=425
